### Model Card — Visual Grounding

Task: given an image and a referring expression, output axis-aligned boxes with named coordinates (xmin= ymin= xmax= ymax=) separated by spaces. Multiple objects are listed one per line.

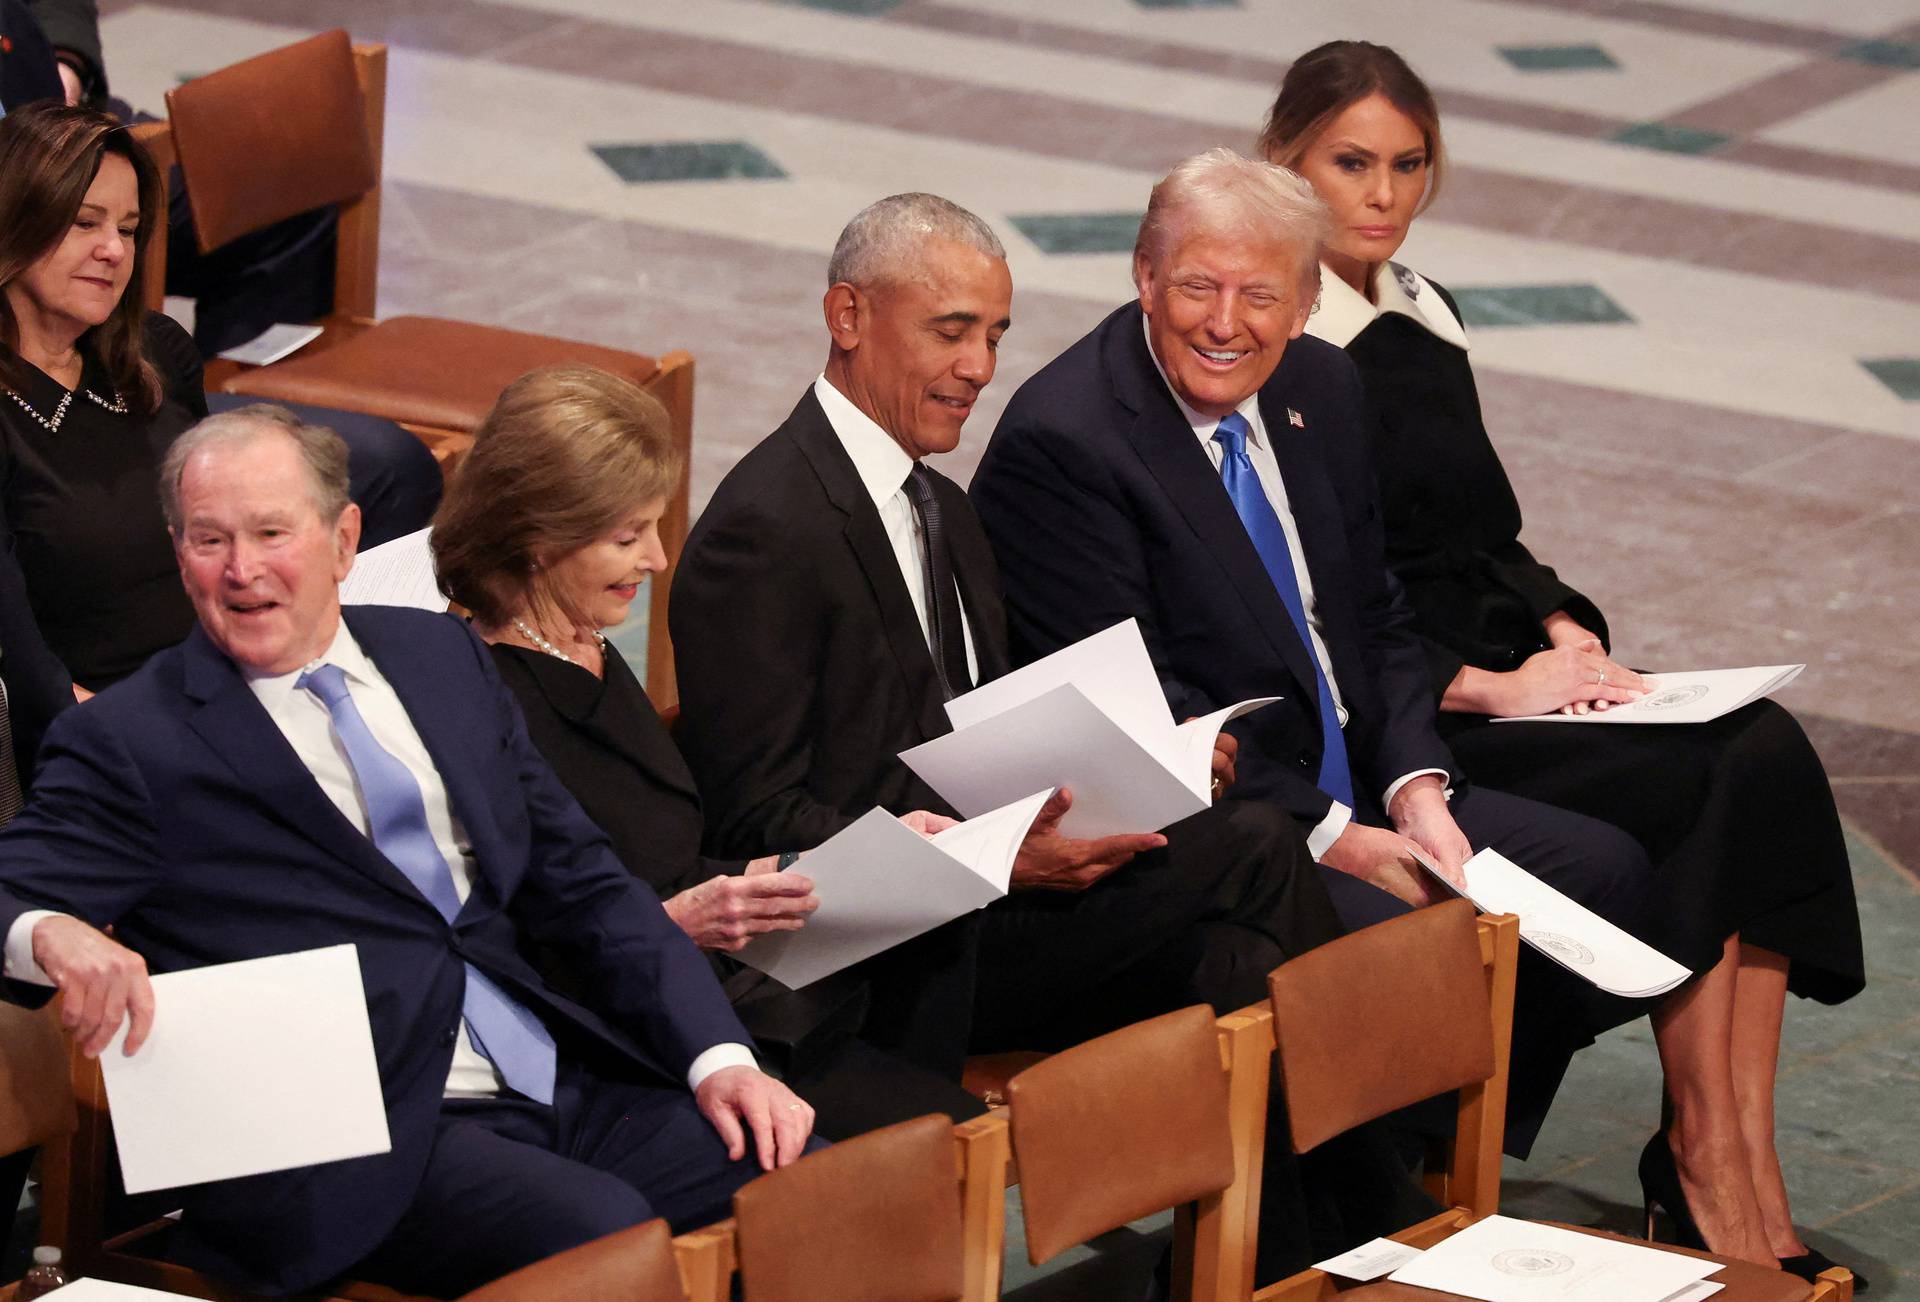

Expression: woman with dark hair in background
xmin=0 ymin=102 xmax=438 ymax=781
xmin=1260 ymin=41 xmax=1864 ymax=1284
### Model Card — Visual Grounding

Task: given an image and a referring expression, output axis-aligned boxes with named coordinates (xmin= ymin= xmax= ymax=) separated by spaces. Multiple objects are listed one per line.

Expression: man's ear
xmin=333 ymin=503 xmax=363 ymax=582
xmin=823 ymin=282 xmax=863 ymax=352
xmin=1133 ymin=250 xmax=1156 ymax=315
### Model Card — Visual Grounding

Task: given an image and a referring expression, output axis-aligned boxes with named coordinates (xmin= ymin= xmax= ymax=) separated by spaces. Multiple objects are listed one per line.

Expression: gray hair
xmin=1134 ymin=147 xmax=1331 ymax=290
xmin=159 ymin=404 xmax=352 ymax=532
xmin=826 ymin=192 xmax=1006 ymax=290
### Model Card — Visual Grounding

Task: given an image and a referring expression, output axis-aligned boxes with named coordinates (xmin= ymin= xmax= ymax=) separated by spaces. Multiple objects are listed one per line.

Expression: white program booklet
xmin=899 ymin=620 xmax=1277 ymax=838
xmin=1314 ymin=1236 xmax=1426 ymax=1280
xmin=341 ymin=527 xmax=448 ymax=612
xmin=1492 ymin=665 xmax=1802 ymax=726
xmin=735 ymin=789 xmax=1054 ymax=990
xmin=216 ymin=322 xmax=324 ymax=366
xmin=1388 ymin=1215 xmax=1721 ymax=1302
xmin=45 ymin=1280 xmax=198 ymax=1299
xmin=100 ymin=944 xmax=392 ymax=1194
xmin=1412 ymin=847 xmax=1692 ymax=999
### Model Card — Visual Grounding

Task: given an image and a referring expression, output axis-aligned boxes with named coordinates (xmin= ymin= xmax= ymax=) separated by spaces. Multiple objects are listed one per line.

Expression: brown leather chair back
xmin=1006 ymin=1005 xmax=1236 ymax=1266
xmin=0 ymin=1002 xmax=76 ymax=1157
xmin=166 ymin=28 xmax=377 ymax=253
xmin=455 ymin=1219 xmax=684 ymax=1301
xmin=1268 ymin=898 xmax=1495 ymax=1154
xmin=733 ymin=1114 xmax=965 ymax=1302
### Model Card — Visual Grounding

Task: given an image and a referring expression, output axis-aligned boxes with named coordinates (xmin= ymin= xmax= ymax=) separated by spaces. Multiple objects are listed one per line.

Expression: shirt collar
xmin=1305 ymin=260 xmax=1470 ymax=352
xmin=1140 ymin=314 xmax=1269 ymax=452
xmin=813 ymin=374 xmax=918 ymax=510
xmin=243 ymin=617 xmax=376 ymax=700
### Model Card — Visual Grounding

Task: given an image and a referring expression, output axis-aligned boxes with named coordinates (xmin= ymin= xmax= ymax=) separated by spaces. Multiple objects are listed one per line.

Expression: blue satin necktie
xmin=299 ymin=664 xmax=557 ymax=1104
xmin=1210 ymin=412 xmax=1355 ymax=807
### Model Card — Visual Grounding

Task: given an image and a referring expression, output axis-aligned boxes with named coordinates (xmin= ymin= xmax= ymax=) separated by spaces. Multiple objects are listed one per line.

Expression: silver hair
xmin=159 ymin=403 xmax=352 ymax=532
xmin=826 ymin=192 xmax=1006 ymax=290
xmin=1134 ymin=147 xmax=1331 ymax=290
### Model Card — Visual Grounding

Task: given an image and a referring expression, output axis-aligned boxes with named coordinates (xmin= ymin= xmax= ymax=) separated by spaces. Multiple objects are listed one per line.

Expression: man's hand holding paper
xmin=1010 ymin=787 xmax=1166 ymax=892
xmin=32 ymin=913 xmax=155 ymax=1058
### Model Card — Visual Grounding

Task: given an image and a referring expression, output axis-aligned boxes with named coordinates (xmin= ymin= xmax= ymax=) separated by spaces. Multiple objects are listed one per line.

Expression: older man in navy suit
xmin=970 ymin=149 xmax=1653 ymax=1154
xmin=0 ymin=406 xmax=814 ymax=1296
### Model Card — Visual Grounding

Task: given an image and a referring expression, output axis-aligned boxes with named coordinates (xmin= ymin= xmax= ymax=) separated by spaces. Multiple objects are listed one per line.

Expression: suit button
xmin=444 ymin=1026 xmax=459 ymax=1046
xmin=1296 ymin=750 xmax=1314 ymax=769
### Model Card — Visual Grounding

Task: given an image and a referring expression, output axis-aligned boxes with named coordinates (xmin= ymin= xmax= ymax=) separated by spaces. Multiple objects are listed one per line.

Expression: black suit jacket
xmin=0 ymin=607 xmax=747 ymax=1294
xmin=971 ymin=303 xmax=1456 ymax=827
xmin=671 ymin=387 xmax=1010 ymax=858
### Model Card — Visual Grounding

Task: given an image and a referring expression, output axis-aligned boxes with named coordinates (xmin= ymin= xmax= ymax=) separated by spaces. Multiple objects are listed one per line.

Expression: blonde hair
xmin=1134 ymin=147 xmax=1330 ymax=295
xmin=432 ymin=364 xmax=681 ymax=629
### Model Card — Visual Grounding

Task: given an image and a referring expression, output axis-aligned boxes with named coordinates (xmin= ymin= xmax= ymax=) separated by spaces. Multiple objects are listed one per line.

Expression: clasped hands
xmin=1319 ymin=775 xmax=1468 ymax=909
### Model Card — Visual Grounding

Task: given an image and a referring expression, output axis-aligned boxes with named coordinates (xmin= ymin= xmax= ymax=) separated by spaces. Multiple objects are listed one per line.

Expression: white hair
xmin=1133 ymin=147 xmax=1331 ymax=291
xmin=827 ymin=192 xmax=1006 ymax=290
xmin=159 ymin=404 xmax=351 ymax=533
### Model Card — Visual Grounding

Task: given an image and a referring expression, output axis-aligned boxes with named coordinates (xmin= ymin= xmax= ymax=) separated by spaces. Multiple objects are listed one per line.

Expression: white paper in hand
xmin=1491 ymin=665 xmax=1802 ymax=726
xmin=341 ymin=528 xmax=447 ymax=612
xmin=901 ymin=620 xmax=1276 ymax=837
xmin=1410 ymin=847 xmax=1692 ymax=999
xmin=735 ymin=790 xmax=1053 ymax=990
xmin=99 ymin=944 xmax=391 ymax=1194
xmin=36 ymin=1280 xmax=197 ymax=1299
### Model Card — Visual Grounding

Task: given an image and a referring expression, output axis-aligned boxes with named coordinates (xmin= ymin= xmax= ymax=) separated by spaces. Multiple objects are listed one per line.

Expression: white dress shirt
xmin=1142 ymin=320 xmax=1446 ymax=857
xmin=5 ymin=620 xmax=751 ymax=1096
xmin=813 ymin=376 xmax=979 ymax=684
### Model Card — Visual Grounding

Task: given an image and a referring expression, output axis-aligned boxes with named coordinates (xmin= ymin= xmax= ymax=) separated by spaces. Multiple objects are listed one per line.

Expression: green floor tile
xmin=1862 ymin=357 xmax=1920 ymax=401
xmin=1498 ymin=44 xmax=1621 ymax=72
xmin=1009 ymin=212 xmax=1145 ymax=256
xmin=1451 ymin=283 xmax=1634 ymax=328
xmin=1613 ymin=122 xmax=1731 ymax=155
xmin=590 ymin=140 xmax=786 ymax=183
xmin=1836 ymin=38 xmax=1920 ymax=69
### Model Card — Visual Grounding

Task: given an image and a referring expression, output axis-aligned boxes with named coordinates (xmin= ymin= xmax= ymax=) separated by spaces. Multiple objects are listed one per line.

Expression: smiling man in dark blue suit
xmin=0 ymin=405 xmax=814 ymax=1296
xmin=971 ymin=149 xmax=1653 ymax=1154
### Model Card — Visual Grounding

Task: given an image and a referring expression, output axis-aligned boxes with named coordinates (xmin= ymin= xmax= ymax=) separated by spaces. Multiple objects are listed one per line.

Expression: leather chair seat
xmin=220 ymin=316 xmax=666 ymax=433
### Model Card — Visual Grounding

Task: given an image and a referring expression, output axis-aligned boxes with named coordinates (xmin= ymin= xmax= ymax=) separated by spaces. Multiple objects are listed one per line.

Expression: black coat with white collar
xmin=971 ymin=302 xmax=1456 ymax=827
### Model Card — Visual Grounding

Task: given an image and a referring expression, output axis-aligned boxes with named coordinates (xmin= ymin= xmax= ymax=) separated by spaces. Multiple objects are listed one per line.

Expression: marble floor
xmin=76 ymin=0 xmax=1920 ymax=1293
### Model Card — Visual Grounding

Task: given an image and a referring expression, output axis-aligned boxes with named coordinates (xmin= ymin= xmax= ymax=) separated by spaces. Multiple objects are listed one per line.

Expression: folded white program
xmin=1491 ymin=665 xmax=1802 ymax=726
xmin=1388 ymin=1214 xmax=1723 ymax=1302
xmin=735 ymin=789 xmax=1053 ymax=989
xmin=899 ymin=619 xmax=1276 ymax=837
xmin=1413 ymin=847 xmax=1692 ymax=999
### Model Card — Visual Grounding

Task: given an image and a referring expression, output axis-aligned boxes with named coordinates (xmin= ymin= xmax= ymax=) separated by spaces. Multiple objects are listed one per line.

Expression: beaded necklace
xmin=5 ymin=384 xmax=128 ymax=433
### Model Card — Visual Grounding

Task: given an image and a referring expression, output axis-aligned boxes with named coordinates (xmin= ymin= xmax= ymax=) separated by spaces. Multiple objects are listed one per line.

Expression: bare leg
xmin=1651 ymin=933 xmax=1776 ymax=1265
xmin=1730 ymin=944 xmax=1806 ymax=1258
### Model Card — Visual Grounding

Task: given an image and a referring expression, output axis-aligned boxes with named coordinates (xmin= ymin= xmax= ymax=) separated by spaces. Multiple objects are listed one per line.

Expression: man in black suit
xmin=0 ymin=407 xmax=813 ymax=1296
xmin=673 ymin=192 xmax=1435 ymax=1277
xmin=970 ymin=149 xmax=1653 ymax=1153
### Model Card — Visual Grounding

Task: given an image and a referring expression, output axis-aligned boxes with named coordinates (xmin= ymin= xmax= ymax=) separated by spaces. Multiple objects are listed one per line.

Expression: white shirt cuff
xmin=1306 ymin=802 xmax=1352 ymax=861
xmin=686 ymin=1042 xmax=757 ymax=1092
xmin=1382 ymin=769 xmax=1452 ymax=819
xmin=4 ymin=910 xmax=61 ymax=986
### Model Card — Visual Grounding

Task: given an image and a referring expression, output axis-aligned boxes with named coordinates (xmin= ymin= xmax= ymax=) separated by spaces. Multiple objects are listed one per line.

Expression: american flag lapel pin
xmin=1287 ymin=408 xmax=1305 ymax=428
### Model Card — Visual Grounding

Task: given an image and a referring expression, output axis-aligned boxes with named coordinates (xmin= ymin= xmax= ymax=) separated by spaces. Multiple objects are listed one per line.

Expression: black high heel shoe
xmin=1780 ymin=1246 xmax=1870 ymax=1294
xmin=1638 ymin=1132 xmax=1707 ymax=1251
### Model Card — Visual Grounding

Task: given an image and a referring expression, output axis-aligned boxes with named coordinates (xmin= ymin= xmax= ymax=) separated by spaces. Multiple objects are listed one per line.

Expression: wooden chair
xmin=454 ymin=1219 xmax=690 ymax=1302
xmin=1249 ymin=901 xmax=1852 ymax=1302
xmin=997 ymin=1005 xmax=1244 ymax=1302
xmin=0 ymin=1002 xmax=78 ymax=1261
xmin=159 ymin=30 xmax=697 ymax=705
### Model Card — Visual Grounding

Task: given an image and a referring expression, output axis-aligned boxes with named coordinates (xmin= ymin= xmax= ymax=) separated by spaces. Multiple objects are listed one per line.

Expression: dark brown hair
xmin=432 ymin=364 xmax=681 ymax=629
xmin=1257 ymin=40 xmax=1445 ymax=213
xmin=0 ymin=103 xmax=167 ymax=413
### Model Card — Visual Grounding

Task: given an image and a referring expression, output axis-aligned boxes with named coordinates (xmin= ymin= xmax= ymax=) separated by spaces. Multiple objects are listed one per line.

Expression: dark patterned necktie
xmin=903 ymin=465 xmax=974 ymax=701
xmin=0 ymin=675 xmax=21 ymax=825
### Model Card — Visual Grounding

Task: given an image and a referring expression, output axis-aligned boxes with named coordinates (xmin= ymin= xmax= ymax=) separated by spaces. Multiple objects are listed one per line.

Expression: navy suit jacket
xmin=971 ymin=303 xmax=1457 ymax=827
xmin=0 ymin=606 xmax=748 ymax=1294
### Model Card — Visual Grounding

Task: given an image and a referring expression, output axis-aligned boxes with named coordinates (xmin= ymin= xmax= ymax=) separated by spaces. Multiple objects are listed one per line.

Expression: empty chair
xmin=732 ymin=1114 xmax=969 ymax=1302
xmin=456 ymin=1219 xmax=687 ymax=1302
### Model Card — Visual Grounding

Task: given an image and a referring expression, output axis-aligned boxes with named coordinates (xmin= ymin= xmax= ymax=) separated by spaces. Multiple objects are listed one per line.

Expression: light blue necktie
xmin=1210 ymin=412 xmax=1355 ymax=808
xmin=299 ymin=664 xmax=557 ymax=1104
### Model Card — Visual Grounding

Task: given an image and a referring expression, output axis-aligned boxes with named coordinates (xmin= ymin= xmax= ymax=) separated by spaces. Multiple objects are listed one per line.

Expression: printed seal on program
xmin=1492 ymin=1247 xmax=1576 ymax=1277
xmin=1637 ymin=684 xmax=1709 ymax=711
xmin=1524 ymin=930 xmax=1596 ymax=966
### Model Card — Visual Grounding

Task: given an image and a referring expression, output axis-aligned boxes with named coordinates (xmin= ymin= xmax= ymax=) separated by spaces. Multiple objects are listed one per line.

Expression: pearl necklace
xmin=6 ymin=384 xmax=128 ymax=433
xmin=512 ymin=617 xmax=605 ymax=667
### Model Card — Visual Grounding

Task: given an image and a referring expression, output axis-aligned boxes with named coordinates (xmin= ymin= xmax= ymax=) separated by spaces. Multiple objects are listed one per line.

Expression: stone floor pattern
xmin=81 ymin=0 xmax=1920 ymax=1294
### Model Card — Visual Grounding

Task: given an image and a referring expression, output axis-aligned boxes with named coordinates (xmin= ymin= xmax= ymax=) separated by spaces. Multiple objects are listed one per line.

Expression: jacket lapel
xmin=525 ymin=650 xmax=700 ymax=805
xmin=785 ymin=391 xmax=952 ymax=742
xmin=1106 ymin=306 xmax=1324 ymax=703
xmin=180 ymin=625 xmax=428 ymax=909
